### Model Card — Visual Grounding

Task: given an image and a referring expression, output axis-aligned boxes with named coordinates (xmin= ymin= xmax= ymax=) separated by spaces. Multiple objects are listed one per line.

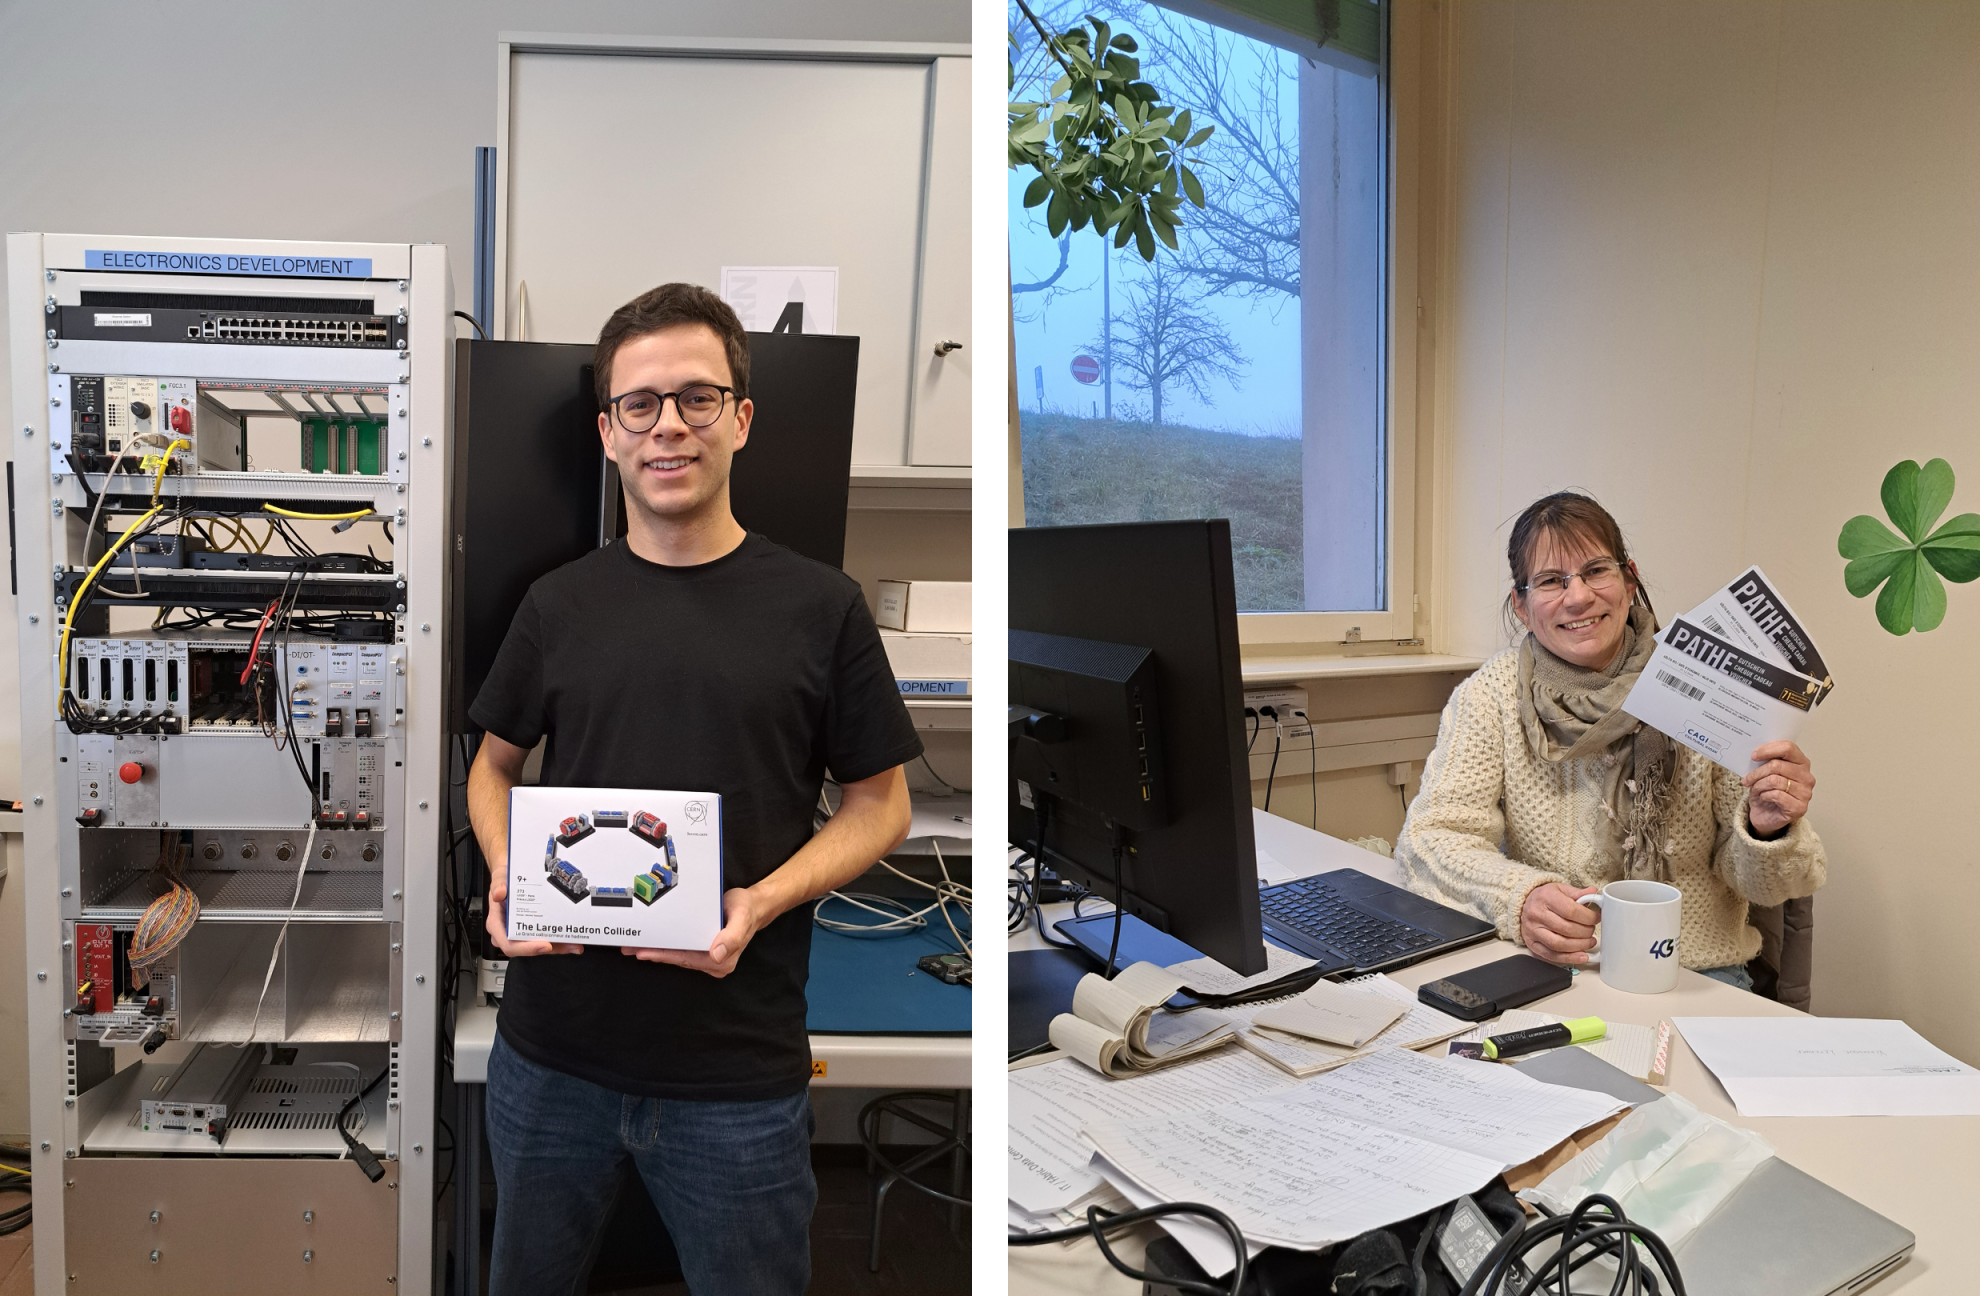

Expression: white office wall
xmin=1422 ymin=0 xmax=1978 ymax=1059
xmin=0 ymin=0 xmax=966 ymax=1144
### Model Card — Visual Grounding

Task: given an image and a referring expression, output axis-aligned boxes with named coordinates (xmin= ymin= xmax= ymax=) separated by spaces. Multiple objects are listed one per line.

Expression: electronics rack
xmin=8 ymin=234 xmax=450 ymax=1293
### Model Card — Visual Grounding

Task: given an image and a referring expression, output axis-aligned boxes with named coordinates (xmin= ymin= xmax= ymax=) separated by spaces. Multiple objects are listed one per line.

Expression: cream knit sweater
xmin=1396 ymin=647 xmax=1826 ymax=971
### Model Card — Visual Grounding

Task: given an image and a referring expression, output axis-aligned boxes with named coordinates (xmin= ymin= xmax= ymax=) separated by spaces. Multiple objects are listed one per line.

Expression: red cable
xmin=240 ymin=600 xmax=279 ymax=684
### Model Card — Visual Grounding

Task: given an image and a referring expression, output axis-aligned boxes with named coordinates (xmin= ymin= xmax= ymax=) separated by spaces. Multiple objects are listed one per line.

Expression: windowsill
xmin=1239 ymin=650 xmax=1483 ymax=684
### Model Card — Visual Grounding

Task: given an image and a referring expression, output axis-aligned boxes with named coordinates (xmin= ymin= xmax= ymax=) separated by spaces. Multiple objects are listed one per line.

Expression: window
xmin=1010 ymin=0 xmax=1415 ymax=645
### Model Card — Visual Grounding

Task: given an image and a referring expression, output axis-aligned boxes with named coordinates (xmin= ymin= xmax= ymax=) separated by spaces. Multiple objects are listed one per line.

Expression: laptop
xmin=1053 ymin=867 xmax=1495 ymax=980
xmin=1674 ymin=1157 xmax=1915 ymax=1296
xmin=1256 ymin=868 xmax=1496 ymax=975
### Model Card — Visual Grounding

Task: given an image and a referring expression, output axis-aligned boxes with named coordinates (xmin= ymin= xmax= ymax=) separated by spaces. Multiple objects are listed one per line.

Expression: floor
xmin=0 ymin=1221 xmax=28 ymax=1296
xmin=508 ymin=1147 xmax=972 ymax=1296
xmin=0 ymin=1147 xmax=970 ymax=1295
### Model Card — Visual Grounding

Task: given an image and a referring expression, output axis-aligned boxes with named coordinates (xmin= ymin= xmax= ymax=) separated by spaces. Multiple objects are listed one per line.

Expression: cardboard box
xmin=880 ymin=629 xmax=971 ymax=681
xmin=875 ymin=579 xmax=971 ymax=633
xmin=505 ymin=786 xmax=723 ymax=950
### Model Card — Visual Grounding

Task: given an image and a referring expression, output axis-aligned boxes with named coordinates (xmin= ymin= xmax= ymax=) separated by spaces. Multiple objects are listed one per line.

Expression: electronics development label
xmin=506 ymin=786 xmax=723 ymax=950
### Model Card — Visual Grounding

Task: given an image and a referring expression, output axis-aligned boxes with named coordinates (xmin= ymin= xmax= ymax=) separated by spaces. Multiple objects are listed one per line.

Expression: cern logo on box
xmin=685 ymin=800 xmax=709 ymax=825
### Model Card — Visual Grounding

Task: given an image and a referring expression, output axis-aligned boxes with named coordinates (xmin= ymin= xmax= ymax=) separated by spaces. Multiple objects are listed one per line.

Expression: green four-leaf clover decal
xmin=1838 ymin=458 xmax=1979 ymax=635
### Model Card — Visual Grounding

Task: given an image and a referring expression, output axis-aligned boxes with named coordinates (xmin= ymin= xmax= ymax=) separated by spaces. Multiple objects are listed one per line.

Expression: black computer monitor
xmin=1009 ymin=519 xmax=1267 ymax=975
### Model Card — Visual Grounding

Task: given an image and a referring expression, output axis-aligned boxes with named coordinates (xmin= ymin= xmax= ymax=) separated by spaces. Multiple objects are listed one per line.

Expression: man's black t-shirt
xmin=469 ymin=533 xmax=923 ymax=1100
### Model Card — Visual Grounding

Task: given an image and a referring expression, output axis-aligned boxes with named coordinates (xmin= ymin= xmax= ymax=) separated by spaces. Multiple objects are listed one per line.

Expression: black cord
xmin=1458 ymin=1194 xmax=1686 ymax=1296
xmin=1245 ymin=707 xmax=1260 ymax=754
xmin=338 ymin=1066 xmax=391 ymax=1183
xmin=1294 ymin=710 xmax=1317 ymax=829
xmin=453 ymin=309 xmax=488 ymax=338
xmin=1009 ymin=1201 xmax=1249 ymax=1296
xmin=1103 ymin=835 xmax=1127 ymax=979
xmin=1262 ymin=728 xmax=1282 ymax=812
xmin=1023 ymin=804 xmax=1080 ymax=949
xmin=1401 ymin=784 xmax=1410 ymax=816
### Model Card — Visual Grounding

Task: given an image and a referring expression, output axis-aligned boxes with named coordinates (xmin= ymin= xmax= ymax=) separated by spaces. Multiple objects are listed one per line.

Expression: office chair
xmin=1746 ymin=896 xmax=1815 ymax=1011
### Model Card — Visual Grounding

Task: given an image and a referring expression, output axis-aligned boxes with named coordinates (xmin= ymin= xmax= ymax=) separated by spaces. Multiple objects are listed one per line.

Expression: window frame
xmin=1232 ymin=0 xmax=1418 ymax=649
xmin=1006 ymin=0 xmax=1424 ymax=651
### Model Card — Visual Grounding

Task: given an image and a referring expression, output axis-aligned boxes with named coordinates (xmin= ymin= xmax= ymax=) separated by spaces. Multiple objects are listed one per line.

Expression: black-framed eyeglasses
xmin=1519 ymin=557 xmax=1626 ymax=599
xmin=607 ymin=384 xmax=735 ymax=433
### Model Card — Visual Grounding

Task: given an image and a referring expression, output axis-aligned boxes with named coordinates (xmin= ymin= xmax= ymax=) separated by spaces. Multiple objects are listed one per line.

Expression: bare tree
xmin=1097 ymin=255 xmax=1245 ymax=427
xmin=1137 ymin=10 xmax=1300 ymax=301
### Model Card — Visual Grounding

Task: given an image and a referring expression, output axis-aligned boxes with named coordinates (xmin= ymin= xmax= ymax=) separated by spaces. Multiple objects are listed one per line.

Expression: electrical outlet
xmin=1244 ymin=687 xmax=1312 ymax=739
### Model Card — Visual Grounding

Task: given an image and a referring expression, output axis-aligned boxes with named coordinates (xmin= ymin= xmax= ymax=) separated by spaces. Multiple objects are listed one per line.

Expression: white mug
xmin=1576 ymin=879 xmax=1683 ymax=994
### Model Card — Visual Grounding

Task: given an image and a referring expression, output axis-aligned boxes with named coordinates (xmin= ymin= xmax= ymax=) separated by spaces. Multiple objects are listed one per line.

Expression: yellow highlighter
xmin=1482 ymin=1016 xmax=1606 ymax=1061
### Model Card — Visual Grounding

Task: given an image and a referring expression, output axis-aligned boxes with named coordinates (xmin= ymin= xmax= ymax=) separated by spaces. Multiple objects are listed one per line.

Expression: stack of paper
xmin=1083 ymin=1048 xmax=1628 ymax=1251
xmin=1236 ymin=973 xmax=1475 ymax=1077
xmin=1048 ymin=962 xmax=1239 ymax=1077
xmin=1007 ymin=1048 xmax=1301 ymax=1233
xmin=1673 ymin=1016 xmax=1980 ymax=1117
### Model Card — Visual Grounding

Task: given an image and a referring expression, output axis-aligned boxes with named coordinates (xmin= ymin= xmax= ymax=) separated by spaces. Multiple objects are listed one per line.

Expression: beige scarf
xmin=1516 ymin=605 xmax=1678 ymax=882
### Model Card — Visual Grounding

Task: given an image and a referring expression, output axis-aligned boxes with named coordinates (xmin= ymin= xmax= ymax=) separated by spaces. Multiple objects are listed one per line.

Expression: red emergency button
xmin=169 ymin=405 xmax=193 ymax=434
xmin=118 ymin=762 xmax=145 ymax=785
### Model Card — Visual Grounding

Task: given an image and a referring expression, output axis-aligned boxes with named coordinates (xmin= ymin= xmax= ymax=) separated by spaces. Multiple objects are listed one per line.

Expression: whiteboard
xmin=501 ymin=43 xmax=959 ymax=467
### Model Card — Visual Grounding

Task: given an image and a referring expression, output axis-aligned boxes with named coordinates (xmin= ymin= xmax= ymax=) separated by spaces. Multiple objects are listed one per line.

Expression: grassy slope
xmin=1019 ymin=412 xmax=1305 ymax=610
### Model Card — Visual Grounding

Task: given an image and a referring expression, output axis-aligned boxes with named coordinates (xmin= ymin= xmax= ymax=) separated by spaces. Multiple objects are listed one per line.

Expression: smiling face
xmin=1512 ymin=527 xmax=1639 ymax=670
xmin=598 ymin=324 xmax=753 ymax=537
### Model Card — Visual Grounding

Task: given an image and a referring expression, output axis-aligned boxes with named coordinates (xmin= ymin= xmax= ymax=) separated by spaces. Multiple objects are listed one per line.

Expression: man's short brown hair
xmin=593 ymin=283 xmax=750 ymax=411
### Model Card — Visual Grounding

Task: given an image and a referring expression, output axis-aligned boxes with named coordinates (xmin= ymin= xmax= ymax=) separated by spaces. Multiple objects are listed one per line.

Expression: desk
xmin=1009 ymin=810 xmax=1977 ymax=1293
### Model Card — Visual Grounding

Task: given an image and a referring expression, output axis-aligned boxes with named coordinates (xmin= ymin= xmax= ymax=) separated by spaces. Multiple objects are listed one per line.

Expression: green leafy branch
xmin=1008 ymin=5 xmax=1213 ymax=262
xmin=1838 ymin=457 xmax=1979 ymax=635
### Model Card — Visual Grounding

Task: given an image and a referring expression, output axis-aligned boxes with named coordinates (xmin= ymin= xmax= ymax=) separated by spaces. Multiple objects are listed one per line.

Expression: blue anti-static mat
xmin=806 ymin=897 xmax=971 ymax=1035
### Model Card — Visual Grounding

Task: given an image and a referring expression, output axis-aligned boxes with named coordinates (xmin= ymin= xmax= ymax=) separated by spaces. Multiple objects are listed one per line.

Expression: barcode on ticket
xmin=1656 ymin=670 xmax=1706 ymax=701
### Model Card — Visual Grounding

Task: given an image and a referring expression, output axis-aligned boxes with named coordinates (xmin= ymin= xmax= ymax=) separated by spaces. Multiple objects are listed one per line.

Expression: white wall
xmin=0 ymin=0 xmax=967 ymax=1143
xmin=1423 ymin=0 xmax=1978 ymax=1059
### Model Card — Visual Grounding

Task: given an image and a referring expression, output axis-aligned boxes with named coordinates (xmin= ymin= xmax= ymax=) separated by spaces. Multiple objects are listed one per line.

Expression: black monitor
xmin=1009 ymin=519 xmax=1267 ymax=975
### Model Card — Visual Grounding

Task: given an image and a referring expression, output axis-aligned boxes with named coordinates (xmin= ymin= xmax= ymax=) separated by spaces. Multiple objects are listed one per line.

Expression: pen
xmin=1482 ymin=1016 xmax=1606 ymax=1061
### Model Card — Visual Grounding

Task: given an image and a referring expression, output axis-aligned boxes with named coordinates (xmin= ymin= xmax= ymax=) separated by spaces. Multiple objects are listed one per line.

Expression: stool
xmin=856 ymin=1089 xmax=971 ymax=1272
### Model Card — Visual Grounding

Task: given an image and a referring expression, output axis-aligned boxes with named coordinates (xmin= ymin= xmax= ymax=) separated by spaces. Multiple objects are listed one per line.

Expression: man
xmin=467 ymin=283 xmax=921 ymax=1295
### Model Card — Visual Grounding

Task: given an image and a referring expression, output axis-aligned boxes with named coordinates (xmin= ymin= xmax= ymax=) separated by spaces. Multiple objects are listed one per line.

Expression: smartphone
xmin=1418 ymin=954 xmax=1573 ymax=1021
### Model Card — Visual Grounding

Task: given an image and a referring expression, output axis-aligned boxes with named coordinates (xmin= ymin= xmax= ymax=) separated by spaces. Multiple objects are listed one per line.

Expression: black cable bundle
xmin=0 ymin=1142 xmax=29 ymax=1237
xmin=1461 ymin=1194 xmax=1686 ymax=1296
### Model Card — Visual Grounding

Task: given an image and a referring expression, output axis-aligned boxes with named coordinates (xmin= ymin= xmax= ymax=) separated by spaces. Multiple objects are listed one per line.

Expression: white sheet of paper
xmin=1006 ymin=1050 xmax=1299 ymax=1212
xmin=717 ymin=265 xmax=838 ymax=333
xmin=1083 ymin=1048 xmax=1623 ymax=1247
xmin=1673 ymin=1016 xmax=1980 ymax=1117
xmin=1254 ymin=981 xmax=1407 ymax=1047
xmin=1255 ymin=844 xmax=1305 ymax=885
xmin=1622 ymin=618 xmax=1817 ymax=775
xmin=1094 ymin=1152 xmax=1268 ymax=1276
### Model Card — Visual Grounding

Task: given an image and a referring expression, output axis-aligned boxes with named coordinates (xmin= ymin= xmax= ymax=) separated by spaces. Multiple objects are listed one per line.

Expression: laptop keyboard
xmin=1259 ymin=875 xmax=1443 ymax=966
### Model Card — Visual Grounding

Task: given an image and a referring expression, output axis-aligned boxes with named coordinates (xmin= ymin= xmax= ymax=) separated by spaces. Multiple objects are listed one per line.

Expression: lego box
xmin=505 ymin=786 xmax=724 ymax=950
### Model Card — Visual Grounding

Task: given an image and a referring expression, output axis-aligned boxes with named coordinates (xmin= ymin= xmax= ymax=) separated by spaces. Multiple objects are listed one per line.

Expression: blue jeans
xmin=486 ymin=1030 xmax=816 ymax=1296
xmin=1698 ymin=963 xmax=1754 ymax=992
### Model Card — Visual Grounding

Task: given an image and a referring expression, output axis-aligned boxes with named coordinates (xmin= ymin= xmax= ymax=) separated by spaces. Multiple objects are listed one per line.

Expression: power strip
xmin=1243 ymin=687 xmax=1313 ymax=739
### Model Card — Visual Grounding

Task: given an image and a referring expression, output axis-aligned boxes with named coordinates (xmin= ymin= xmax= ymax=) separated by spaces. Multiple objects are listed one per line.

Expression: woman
xmin=1396 ymin=492 xmax=1823 ymax=989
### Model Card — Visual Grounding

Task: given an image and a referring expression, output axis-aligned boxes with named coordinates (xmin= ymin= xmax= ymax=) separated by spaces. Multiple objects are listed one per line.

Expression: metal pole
xmin=1101 ymin=247 xmax=1113 ymax=419
xmin=473 ymin=147 xmax=496 ymax=339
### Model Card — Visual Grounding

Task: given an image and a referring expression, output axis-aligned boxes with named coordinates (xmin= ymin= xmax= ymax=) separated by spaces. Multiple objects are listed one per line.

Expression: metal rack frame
xmin=9 ymin=232 xmax=451 ymax=1294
